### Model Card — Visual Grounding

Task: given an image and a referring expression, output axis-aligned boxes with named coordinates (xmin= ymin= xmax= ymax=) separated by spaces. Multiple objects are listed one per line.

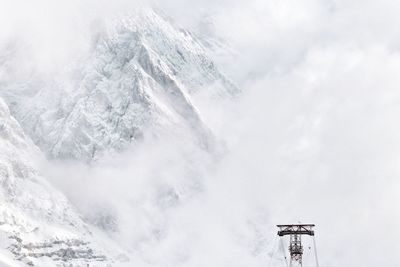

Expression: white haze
xmin=1 ymin=0 xmax=400 ymax=266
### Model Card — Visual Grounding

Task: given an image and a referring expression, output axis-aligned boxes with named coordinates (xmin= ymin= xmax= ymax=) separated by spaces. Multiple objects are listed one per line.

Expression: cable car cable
xmin=267 ymin=235 xmax=278 ymax=267
xmin=312 ymin=236 xmax=320 ymax=267
xmin=279 ymin=237 xmax=290 ymax=267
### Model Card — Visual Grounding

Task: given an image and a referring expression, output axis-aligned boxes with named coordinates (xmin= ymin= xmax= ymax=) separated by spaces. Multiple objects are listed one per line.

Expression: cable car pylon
xmin=276 ymin=224 xmax=318 ymax=267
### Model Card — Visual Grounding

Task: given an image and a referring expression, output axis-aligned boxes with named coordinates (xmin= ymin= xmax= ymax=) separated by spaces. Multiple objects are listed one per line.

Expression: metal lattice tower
xmin=277 ymin=224 xmax=315 ymax=267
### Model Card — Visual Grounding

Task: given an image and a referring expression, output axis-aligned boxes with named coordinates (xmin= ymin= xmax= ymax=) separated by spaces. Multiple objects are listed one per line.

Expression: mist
xmin=1 ymin=0 xmax=400 ymax=266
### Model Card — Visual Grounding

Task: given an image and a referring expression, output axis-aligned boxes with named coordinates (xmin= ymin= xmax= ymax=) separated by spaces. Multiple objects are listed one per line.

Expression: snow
xmin=0 ymin=98 xmax=125 ymax=266
xmin=0 ymin=8 xmax=238 ymax=161
xmin=0 ymin=7 xmax=240 ymax=267
xmin=0 ymin=251 xmax=21 ymax=267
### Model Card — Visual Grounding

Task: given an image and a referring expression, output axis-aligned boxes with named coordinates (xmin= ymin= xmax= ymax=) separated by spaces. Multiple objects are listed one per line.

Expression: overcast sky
xmin=1 ymin=0 xmax=400 ymax=266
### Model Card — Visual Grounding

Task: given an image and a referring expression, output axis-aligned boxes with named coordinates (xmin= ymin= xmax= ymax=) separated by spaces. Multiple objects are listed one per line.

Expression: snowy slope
xmin=0 ymin=7 xmax=244 ymax=266
xmin=0 ymin=98 xmax=117 ymax=266
xmin=0 ymin=9 xmax=238 ymax=161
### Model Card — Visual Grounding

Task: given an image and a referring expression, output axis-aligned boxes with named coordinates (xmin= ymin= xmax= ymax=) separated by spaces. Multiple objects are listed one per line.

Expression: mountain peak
xmin=1 ymin=8 xmax=238 ymax=161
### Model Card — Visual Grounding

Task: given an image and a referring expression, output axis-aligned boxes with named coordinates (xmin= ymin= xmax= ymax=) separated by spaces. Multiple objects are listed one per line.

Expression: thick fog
xmin=1 ymin=0 xmax=400 ymax=266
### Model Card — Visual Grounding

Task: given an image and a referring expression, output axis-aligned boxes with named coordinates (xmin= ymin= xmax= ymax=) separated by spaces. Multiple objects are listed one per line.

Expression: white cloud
xmin=1 ymin=0 xmax=400 ymax=266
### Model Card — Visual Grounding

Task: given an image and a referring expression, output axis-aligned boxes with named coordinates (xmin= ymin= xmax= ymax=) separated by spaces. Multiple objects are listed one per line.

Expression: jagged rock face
xmin=0 ymin=9 xmax=238 ymax=161
xmin=0 ymin=9 xmax=240 ymax=265
xmin=0 ymin=98 xmax=111 ymax=266
xmin=0 ymin=98 xmax=68 ymax=219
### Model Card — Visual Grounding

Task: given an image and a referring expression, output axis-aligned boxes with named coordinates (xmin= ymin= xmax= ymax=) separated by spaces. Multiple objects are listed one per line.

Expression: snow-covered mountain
xmin=0 ymin=7 xmax=242 ymax=267
xmin=1 ymin=9 xmax=238 ymax=161
xmin=0 ymin=98 xmax=121 ymax=266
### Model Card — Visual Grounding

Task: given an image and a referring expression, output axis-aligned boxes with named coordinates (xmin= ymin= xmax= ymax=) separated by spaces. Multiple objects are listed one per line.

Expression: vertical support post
xmin=277 ymin=224 xmax=314 ymax=267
